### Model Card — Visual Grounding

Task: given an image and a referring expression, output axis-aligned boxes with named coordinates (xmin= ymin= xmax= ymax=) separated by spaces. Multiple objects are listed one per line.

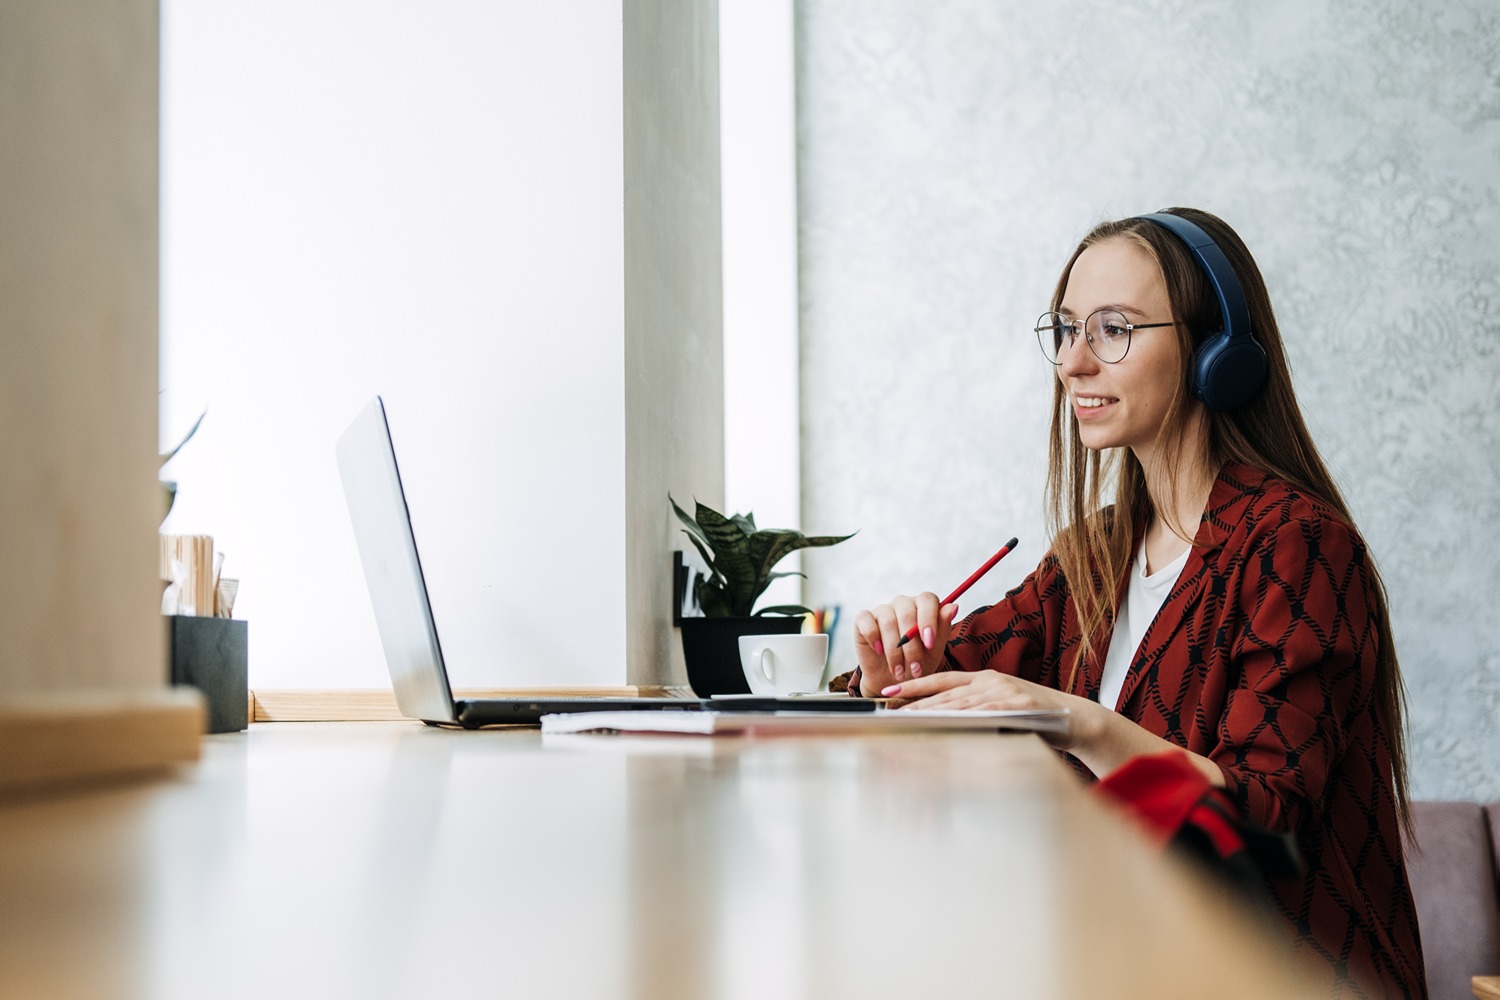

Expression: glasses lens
xmin=1035 ymin=313 xmax=1068 ymax=363
xmin=1088 ymin=310 xmax=1130 ymax=363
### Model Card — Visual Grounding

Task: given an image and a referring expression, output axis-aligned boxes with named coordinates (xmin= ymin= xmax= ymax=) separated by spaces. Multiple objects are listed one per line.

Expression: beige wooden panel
xmin=0 ymin=0 xmax=163 ymax=696
xmin=0 ymin=690 xmax=204 ymax=793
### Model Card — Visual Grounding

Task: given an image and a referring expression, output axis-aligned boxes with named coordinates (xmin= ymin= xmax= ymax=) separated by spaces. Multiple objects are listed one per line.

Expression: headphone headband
xmin=1134 ymin=212 xmax=1251 ymax=345
xmin=1133 ymin=211 xmax=1265 ymax=411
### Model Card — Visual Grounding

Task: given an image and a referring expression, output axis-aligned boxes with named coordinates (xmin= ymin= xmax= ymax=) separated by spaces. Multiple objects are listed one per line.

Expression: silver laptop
xmin=336 ymin=396 xmax=874 ymax=726
xmin=335 ymin=396 xmax=704 ymax=726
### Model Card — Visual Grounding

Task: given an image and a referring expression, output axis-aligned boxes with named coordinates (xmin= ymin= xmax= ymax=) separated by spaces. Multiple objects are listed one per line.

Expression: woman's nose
xmin=1056 ymin=331 xmax=1098 ymax=376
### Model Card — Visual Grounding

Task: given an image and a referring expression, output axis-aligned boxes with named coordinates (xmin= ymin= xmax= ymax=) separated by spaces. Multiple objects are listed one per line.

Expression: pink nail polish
xmin=881 ymin=685 xmax=901 ymax=697
xmin=873 ymin=640 xmax=884 ymax=655
xmin=922 ymin=627 xmax=934 ymax=649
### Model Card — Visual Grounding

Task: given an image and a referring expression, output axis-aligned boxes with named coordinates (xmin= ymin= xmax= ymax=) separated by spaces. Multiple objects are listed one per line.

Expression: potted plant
xmin=670 ymin=495 xmax=853 ymax=696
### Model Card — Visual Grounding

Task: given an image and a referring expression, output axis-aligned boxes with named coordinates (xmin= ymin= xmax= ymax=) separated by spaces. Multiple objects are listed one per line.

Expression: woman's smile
xmin=1072 ymin=393 xmax=1117 ymax=412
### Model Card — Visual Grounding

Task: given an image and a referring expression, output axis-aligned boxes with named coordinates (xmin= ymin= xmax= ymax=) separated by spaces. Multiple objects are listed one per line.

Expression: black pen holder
xmin=166 ymin=615 xmax=249 ymax=733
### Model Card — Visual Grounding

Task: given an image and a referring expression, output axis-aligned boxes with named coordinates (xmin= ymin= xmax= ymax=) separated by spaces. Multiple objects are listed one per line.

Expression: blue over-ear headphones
xmin=1135 ymin=212 xmax=1268 ymax=411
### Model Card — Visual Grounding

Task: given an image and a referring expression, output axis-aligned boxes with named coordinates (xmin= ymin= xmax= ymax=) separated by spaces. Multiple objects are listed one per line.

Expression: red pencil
xmin=895 ymin=537 xmax=1019 ymax=647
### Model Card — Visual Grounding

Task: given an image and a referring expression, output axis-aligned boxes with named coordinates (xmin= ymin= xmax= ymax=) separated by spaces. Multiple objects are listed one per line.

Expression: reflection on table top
xmin=0 ymin=722 xmax=1323 ymax=999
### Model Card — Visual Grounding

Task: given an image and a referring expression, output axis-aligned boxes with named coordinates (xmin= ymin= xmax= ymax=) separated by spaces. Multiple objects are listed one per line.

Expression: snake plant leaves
xmin=160 ymin=410 xmax=206 ymax=467
xmin=159 ymin=409 xmax=206 ymax=524
xmin=757 ymin=603 xmax=817 ymax=617
xmin=162 ymin=480 xmax=180 ymax=523
xmin=670 ymin=494 xmax=854 ymax=618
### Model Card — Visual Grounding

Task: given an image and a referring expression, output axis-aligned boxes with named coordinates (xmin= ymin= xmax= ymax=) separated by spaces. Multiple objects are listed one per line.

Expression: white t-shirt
xmin=1097 ymin=542 xmax=1191 ymax=711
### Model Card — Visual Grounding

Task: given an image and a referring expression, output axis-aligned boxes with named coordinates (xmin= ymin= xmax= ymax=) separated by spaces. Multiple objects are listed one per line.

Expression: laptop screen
xmin=336 ymin=396 xmax=458 ymax=723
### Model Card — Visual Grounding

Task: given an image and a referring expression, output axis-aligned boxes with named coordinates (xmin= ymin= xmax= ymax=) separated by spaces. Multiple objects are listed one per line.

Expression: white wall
xmin=721 ymin=0 xmax=803 ymax=611
xmin=161 ymin=1 xmax=627 ymax=688
xmin=796 ymin=0 xmax=1500 ymax=801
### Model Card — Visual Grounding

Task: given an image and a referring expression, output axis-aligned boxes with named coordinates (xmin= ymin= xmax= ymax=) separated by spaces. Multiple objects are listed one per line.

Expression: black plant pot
xmin=678 ymin=616 xmax=804 ymax=696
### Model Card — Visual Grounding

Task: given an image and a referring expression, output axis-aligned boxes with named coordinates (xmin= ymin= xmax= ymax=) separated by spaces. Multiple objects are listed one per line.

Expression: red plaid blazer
xmin=937 ymin=464 xmax=1425 ymax=998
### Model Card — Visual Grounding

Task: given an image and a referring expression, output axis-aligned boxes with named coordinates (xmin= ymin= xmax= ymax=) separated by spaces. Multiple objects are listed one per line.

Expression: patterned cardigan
xmin=852 ymin=464 xmax=1426 ymax=998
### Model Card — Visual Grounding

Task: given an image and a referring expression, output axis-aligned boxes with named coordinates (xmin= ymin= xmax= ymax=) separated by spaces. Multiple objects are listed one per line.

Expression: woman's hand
xmin=880 ymin=670 xmax=1099 ymax=752
xmin=881 ymin=671 xmax=1227 ymax=788
xmin=851 ymin=595 xmax=959 ymax=697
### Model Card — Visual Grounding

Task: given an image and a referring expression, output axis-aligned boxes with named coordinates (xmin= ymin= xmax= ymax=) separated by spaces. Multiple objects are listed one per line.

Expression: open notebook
xmin=540 ymin=708 xmax=1070 ymax=737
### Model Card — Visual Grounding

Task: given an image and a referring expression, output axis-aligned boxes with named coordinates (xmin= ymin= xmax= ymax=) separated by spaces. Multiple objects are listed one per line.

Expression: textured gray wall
xmin=796 ymin=0 xmax=1500 ymax=800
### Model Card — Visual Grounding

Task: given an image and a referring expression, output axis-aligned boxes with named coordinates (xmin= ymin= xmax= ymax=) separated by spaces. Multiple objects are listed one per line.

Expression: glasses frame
xmin=1035 ymin=310 xmax=1178 ymax=365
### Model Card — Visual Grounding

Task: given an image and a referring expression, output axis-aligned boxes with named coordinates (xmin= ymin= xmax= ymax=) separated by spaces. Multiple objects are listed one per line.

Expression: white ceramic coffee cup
xmin=737 ymin=633 xmax=829 ymax=696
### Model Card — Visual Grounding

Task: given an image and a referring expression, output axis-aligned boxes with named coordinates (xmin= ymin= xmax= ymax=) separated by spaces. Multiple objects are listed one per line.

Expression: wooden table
xmin=0 ymin=722 xmax=1323 ymax=999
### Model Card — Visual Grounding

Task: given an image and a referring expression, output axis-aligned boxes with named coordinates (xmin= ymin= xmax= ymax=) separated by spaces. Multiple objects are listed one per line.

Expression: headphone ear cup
xmin=1193 ymin=334 xmax=1268 ymax=411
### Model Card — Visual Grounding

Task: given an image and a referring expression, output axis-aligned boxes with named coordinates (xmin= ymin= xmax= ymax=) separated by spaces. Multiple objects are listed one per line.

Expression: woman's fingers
xmin=880 ymin=670 xmax=969 ymax=699
xmin=913 ymin=687 xmax=1019 ymax=711
xmin=855 ymin=600 xmax=915 ymax=687
xmin=908 ymin=600 xmax=962 ymax=678
xmin=884 ymin=670 xmax=1030 ymax=711
xmin=894 ymin=592 xmax=952 ymax=679
xmin=851 ymin=608 xmax=893 ymax=692
xmin=854 ymin=596 xmax=960 ymax=694
xmin=929 ymin=602 xmax=960 ymax=660
xmin=876 ymin=596 xmax=923 ymax=682
xmin=911 ymin=591 xmax=942 ymax=662
xmin=874 ymin=669 xmax=1078 ymax=749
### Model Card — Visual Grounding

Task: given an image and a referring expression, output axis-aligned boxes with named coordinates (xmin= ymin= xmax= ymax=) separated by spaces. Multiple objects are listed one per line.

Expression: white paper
xmin=539 ymin=708 xmax=1070 ymax=737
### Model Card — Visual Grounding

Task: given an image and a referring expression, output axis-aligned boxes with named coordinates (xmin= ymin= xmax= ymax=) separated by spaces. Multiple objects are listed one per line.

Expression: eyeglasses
xmin=1034 ymin=310 xmax=1177 ymax=365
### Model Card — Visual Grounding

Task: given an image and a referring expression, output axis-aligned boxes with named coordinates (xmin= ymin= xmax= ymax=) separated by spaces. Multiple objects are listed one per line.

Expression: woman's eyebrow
xmin=1058 ymin=302 xmax=1146 ymax=318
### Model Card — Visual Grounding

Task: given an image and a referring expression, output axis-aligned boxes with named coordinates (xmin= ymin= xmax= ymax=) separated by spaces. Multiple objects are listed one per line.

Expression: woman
xmin=846 ymin=208 xmax=1426 ymax=998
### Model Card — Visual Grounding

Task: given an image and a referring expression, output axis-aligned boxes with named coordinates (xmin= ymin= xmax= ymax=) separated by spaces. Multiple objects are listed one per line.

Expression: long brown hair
xmin=1043 ymin=207 xmax=1411 ymax=826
